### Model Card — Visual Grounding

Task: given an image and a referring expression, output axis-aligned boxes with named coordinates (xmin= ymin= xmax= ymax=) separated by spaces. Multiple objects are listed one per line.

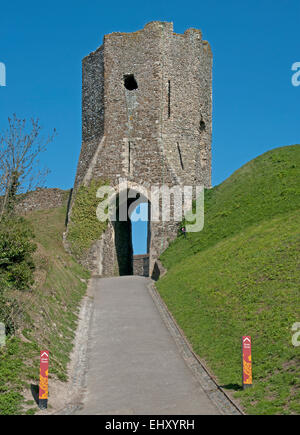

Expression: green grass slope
xmin=157 ymin=145 xmax=300 ymax=415
xmin=0 ymin=205 xmax=89 ymax=415
xmin=161 ymin=145 xmax=300 ymax=270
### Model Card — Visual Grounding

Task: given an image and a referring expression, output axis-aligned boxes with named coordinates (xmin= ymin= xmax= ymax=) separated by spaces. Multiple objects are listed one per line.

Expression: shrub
xmin=67 ymin=179 xmax=110 ymax=258
xmin=0 ymin=216 xmax=36 ymax=335
xmin=0 ymin=216 xmax=36 ymax=291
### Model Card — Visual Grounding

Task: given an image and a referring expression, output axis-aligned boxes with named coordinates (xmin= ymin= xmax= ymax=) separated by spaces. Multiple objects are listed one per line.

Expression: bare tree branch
xmin=0 ymin=114 xmax=56 ymax=217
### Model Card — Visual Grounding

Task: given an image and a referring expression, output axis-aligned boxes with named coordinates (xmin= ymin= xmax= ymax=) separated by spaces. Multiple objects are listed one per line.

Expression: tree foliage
xmin=0 ymin=216 xmax=37 ymax=335
xmin=0 ymin=216 xmax=36 ymax=292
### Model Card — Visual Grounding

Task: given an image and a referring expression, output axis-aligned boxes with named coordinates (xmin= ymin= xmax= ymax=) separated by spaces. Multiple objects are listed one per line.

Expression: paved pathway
xmin=76 ymin=276 xmax=219 ymax=415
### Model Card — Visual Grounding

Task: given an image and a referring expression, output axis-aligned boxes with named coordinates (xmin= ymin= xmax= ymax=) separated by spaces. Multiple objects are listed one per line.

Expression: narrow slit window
xmin=177 ymin=143 xmax=184 ymax=170
xmin=168 ymin=80 xmax=171 ymax=118
xmin=200 ymin=114 xmax=206 ymax=132
xmin=128 ymin=141 xmax=131 ymax=174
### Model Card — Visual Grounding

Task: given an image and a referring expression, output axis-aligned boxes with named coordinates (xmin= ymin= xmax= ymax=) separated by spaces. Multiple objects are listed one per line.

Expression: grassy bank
xmin=0 ymin=205 xmax=89 ymax=415
xmin=157 ymin=145 xmax=300 ymax=415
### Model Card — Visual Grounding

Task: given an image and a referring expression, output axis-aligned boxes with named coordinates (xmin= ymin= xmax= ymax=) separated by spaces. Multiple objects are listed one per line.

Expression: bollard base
xmin=243 ymin=383 xmax=252 ymax=390
xmin=39 ymin=399 xmax=48 ymax=409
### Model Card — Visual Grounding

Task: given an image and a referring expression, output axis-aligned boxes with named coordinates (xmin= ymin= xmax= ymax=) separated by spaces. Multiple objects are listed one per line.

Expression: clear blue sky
xmin=1 ymin=0 xmax=299 ymax=254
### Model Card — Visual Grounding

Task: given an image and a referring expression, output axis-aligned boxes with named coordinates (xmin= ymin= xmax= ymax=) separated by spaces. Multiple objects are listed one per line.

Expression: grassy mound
xmin=161 ymin=145 xmax=300 ymax=270
xmin=157 ymin=145 xmax=300 ymax=415
xmin=0 ymin=205 xmax=89 ymax=415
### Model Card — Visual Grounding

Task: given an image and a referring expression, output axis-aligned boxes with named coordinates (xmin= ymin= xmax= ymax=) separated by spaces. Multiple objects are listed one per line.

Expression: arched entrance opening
xmin=112 ymin=189 xmax=150 ymax=277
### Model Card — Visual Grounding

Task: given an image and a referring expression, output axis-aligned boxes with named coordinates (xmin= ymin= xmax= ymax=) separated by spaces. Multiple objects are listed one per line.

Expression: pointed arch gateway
xmin=111 ymin=186 xmax=151 ymax=277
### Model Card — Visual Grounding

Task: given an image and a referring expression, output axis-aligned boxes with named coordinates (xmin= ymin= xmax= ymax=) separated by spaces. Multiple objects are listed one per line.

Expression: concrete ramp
xmin=76 ymin=276 xmax=221 ymax=415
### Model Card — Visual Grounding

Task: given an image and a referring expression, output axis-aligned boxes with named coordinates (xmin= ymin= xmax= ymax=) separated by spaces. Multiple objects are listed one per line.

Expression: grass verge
xmin=0 ymin=205 xmax=89 ymax=415
xmin=157 ymin=145 xmax=300 ymax=415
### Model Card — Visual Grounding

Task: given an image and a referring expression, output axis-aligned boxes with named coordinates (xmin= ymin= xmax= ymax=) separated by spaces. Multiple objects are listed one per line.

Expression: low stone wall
xmin=14 ymin=188 xmax=69 ymax=214
xmin=132 ymin=254 xmax=149 ymax=277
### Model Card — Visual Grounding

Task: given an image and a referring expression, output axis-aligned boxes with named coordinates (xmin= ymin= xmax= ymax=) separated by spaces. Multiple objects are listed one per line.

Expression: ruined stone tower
xmin=69 ymin=21 xmax=212 ymax=278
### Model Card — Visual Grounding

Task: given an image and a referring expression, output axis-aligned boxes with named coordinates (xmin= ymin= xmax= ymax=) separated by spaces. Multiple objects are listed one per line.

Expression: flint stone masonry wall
xmin=5 ymin=188 xmax=68 ymax=215
xmin=133 ymin=254 xmax=150 ymax=277
xmin=70 ymin=21 xmax=212 ymax=277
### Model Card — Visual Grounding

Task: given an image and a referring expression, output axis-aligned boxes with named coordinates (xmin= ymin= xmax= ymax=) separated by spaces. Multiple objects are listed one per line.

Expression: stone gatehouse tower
xmin=70 ymin=21 xmax=212 ymax=278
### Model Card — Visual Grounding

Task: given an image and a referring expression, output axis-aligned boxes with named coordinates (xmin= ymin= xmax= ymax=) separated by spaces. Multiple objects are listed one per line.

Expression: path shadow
xmin=30 ymin=384 xmax=39 ymax=405
xmin=221 ymin=383 xmax=243 ymax=391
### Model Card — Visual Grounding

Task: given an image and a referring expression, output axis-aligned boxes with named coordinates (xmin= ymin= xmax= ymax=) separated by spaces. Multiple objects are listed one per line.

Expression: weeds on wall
xmin=66 ymin=179 xmax=110 ymax=259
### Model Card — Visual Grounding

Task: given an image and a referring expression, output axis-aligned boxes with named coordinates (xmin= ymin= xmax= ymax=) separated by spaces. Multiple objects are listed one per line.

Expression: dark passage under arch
xmin=113 ymin=191 xmax=150 ymax=276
